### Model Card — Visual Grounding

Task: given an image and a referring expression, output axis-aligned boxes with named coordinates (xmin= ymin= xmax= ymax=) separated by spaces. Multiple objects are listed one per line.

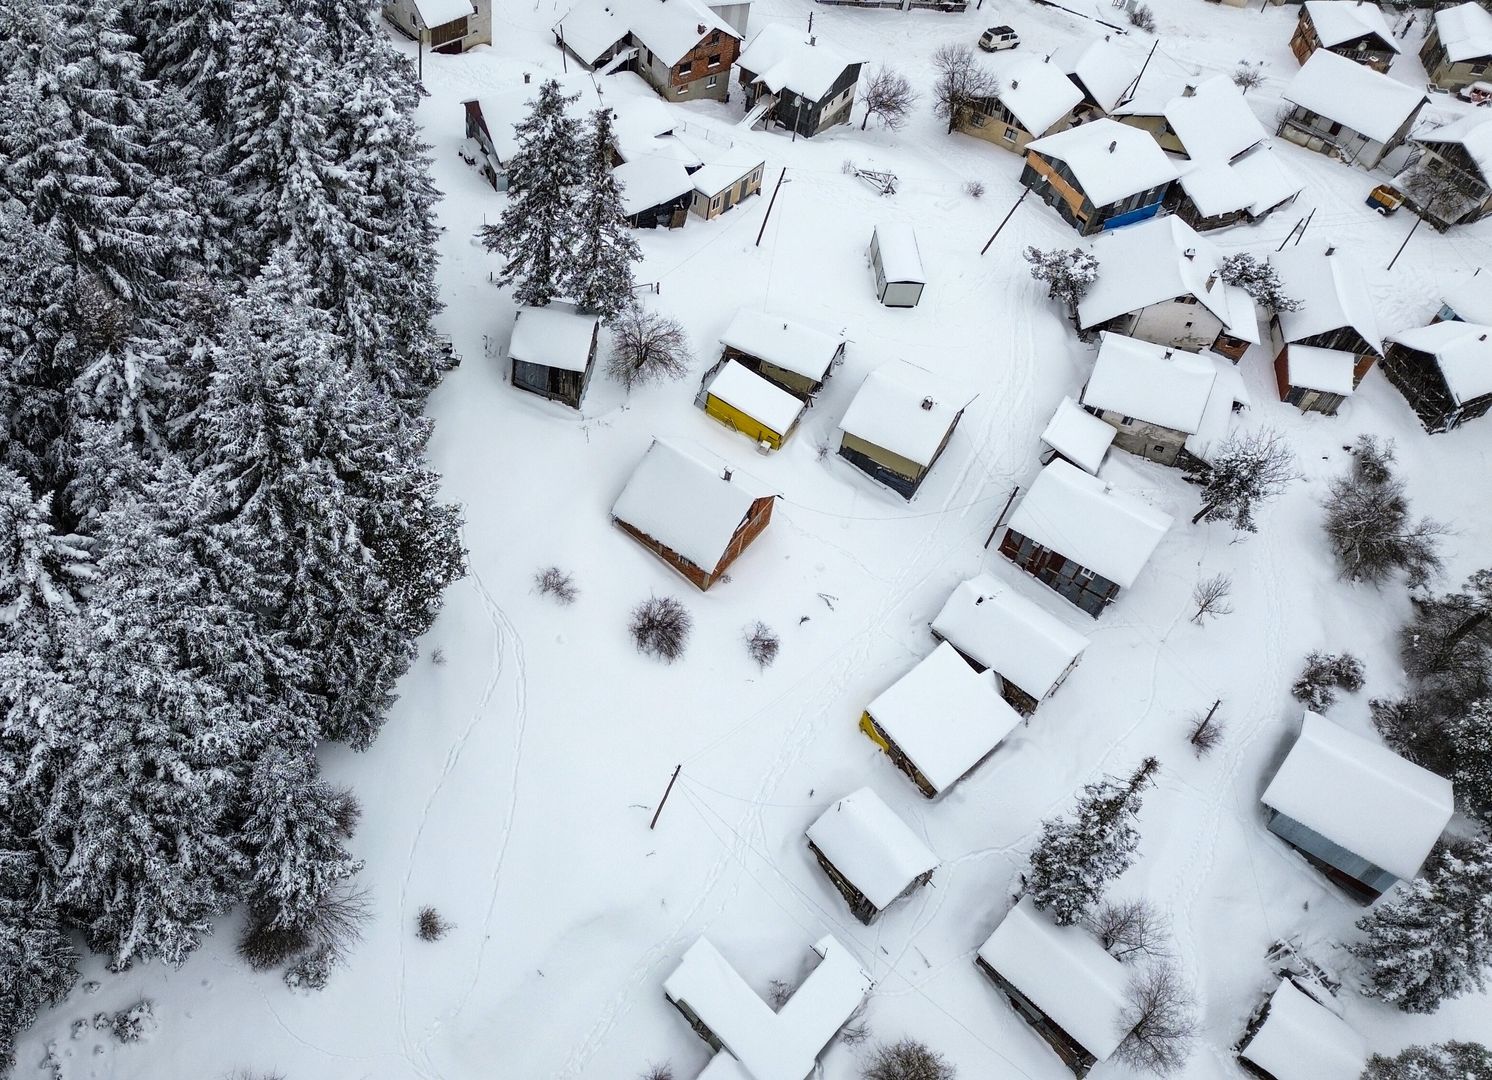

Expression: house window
xmin=1004 ymin=126 xmax=1018 ymax=142
xmin=708 ymin=53 xmax=721 ymax=67
xmin=1120 ymin=415 xmax=1134 ymax=425
xmin=711 ymin=194 xmax=722 ymax=208
xmin=970 ymin=113 xmax=987 ymax=128
xmin=707 ymin=74 xmax=717 ymax=88
xmin=1076 ymin=567 xmax=1096 ymax=582
xmin=1328 ymin=121 xmax=1343 ymax=136
xmin=677 ymin=84 xmax=689 ymax=95
xmin=710 ymin=30 xmax=721 ymax=44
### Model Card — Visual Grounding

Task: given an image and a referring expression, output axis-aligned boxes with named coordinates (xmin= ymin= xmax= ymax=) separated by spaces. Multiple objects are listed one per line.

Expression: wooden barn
xmin=867 ymin=224 xmax=926 ymax=307
xmin=736 ymin=26 xmax=863 ymax=138
xmin=1290 ymin=1 xmax=1400 ymax=73
xmin=383 ymin=0 xmax=490 ymax=53
xmin=1277 ymin=50 xmax=1425 ymax=170
xmin=805 ymin=788 xmax=938 ymax=924
xmin=1274 ymin=345 xmax=1356 ymax=416
xmin=1268 ymin=248 xmax=1383 ymax=413
xmin=1383 ymin=322 xmax=1492 ymax=432
xmin=697 ymin=360 xmax=806 ymax=450
xmin=1421 ymin=2 xmax=1492 ymax=91
xmin=860 ymin=642 xmax=1022 ymax=798
xmin=999 ymin=460 xmax=1172 ymax=617
xmin=718 ymin=309 xmax=847 ymax=398
xmin=1403 ymin=114 xmax=1492 ymax=228
xmin=958 ymin=53 xmax=1082 ymax=156
xmin=1022 ymin=119 xmax=1178 ymax=236
xmin=1236 ymin=978 xmax=1367 ymax=1080
xmin=837 ymin=361 xmax=973 ymax=499
xmin=1262 ymin=711 xmax=1454 ymax=903
xmin=976 ymin=896 xmax=1135 ymax=1078
xmin=507 ymin=304 xmax=600 ymax=409
xmin=611 ymin=440 xmax=775 ymax=590
xmin=1039 ymin=396 xmax=1116 ymax=475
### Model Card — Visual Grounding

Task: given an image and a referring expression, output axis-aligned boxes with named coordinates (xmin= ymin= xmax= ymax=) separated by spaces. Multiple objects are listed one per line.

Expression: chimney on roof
xmin=1108 ymin=140 xmax=1117 ymax=153
xmin=1184 ymin=247 xmax=1196 ymax=260
xmin=1012 ymin=78 xmax=1020 ymax=89
xmin=1103 ymin=482 xmax=1114 ymax=494
xmin=920 ymin=396 xmax=935 ymax=410
xmin=1182 ymin=83 xmax=1197 ymax=98
xmin=722 ymin=467 xmax=733 ymax=482
xmin=1164 ymin=349 xmax=1174 ymax=360
xmin=1206 ymin=271 xmax=1218 ymax=291
xmin=697 ymin=21 xmax=706 ymax=33
xmin=1482 ymin=333 xmax=1488 ymax=341
xmin=524 ymin=71 xmax=531 ymax=83
xmin=1326 ymin=245 xmax=1336 ymax=256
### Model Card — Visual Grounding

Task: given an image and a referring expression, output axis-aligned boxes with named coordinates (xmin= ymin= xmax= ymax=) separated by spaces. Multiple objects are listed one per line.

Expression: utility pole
xmin=1293 ymin=206 xmax=1314 ymax=246
xmin=418 ymin=34 xmax=424 ymax=82
xmin=983 ymin=485 xmax=1021 ymax=548
xmin=755 ymin=167 xmax=788 ymax=247
xmin=981 ymin=187 xmax=1030 ymax=255
xmin=650 ymin=765 xmax=682 ymax=830
xmin=1387 ymin=213 xmax=1423 ymax=271
xmin=808 ymin=10 xmax=813 ymax=33
xmin=1276 ymin=218 xmax=1302 ymax=252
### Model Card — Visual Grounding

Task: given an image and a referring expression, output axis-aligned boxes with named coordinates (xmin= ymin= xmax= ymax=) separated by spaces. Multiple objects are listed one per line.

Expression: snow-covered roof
xmin=509 ymin=304 xmax=598 ymax=373
xmin=872 ymin=224 xmax=925 ymax=284
xmin=1040 ymin=395 xmax=1116 ymax=474
xmin=1285 ymin=345 xmax=1357 ymax=395
xmin=614 ymin=154 xmax=695 ymax=217
xmin=1388 ymin=321 xmax=1492 ymax=405
xmin=610 ymin=91 xmax=701 ymax=165
xmin=982 ymin=53 xmax=1084 ymax=136
xmin=1082 ymin=332 xmax=1219 ymax=435
xmin=806 ymin=788 xmax=939 ymax=910
xmin=1163 ymin=76 xmax=1267 ymax=162
xmin=663 ymin=936 xmax=871 ymax=1080
xmin=471 ymin=77 xmax=605 ymax=162
xmin=1441 ymin=268 xmax=1492 ymax=323
xmin=930 ymin=573 xmax=1091 ymax=700
xmin=612 ymin=440 xmax=768 ymax=572
xmin=977 ymin=896 xmax=1132 ymax=1062
xmin=1241 ymin=979 xmax=1368 ymax=1080
xmin=737 ymin=25 xmax=860 ymax=102
xmin=1272 ymin=248 xmax=1383 ymax=354
xmin=1028 ymin=119 xmax=1178 ymax=207
xmin=1051 ymin=37 xmax=1143 ymax=113
xmin=1006 ymin=459 xmax=1172 ymax=589
xmin=1184 ymin=358 xmax=1250 ymax=464
xmin=865 ymin=643 xmax=1022 ymax=793
xmin=698 ymin=1053 xmax=754 ymax=1080
xmin=1433 ymin=1 xmax=1492 ymax=62
xmin=687 ymin=143 xmax=766 ymax=199
xmin=1303 ymin=1 xmax=1400 ymax=51
xmin=557 ymin=0 xmax=737 ymax=67
xmin=720 ymin=310 xmax=845 ymax=383
xmin=412 ymin=0 xmax=476 ymax=28
xmin=706 ymin=361 xmax=806 ymax=435
xmin=838 ymin=361 xmax=972 ymax=468
xmin=1417 ymin=111 xmax=1492 ymax=181
xmin=1262 ymin=712 xmax=1455 ymax=881
xmin=1281 ymin=50 xmax=1424 ymax=144
xmin=1179 ymin=145 xmax=1303 ymax=218
xmin=1077 ymin=216 xmax=1259 ymax=342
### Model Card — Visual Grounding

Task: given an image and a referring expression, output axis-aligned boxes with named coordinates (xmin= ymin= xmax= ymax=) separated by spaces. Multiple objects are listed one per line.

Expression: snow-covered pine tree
xmin=481 ymin=79 xmax=583 ymax=307
xmin=1219 ymin=252 xmax=1301 ymax=313
xmin=567 ymin=107 xmax=641 ymax=320
xmin=1351 ymin=836 xmax=1492 ymax=1013
xmin=131 ymin=0 xmax=238 ymax=127
xmin=0 ymin=848 xmax=80 ymax=1075
xmin=1026 ymin=757 xmax=1160 ymax=925
xmin=1192 ymin=427 xmax=1297 ymax=532
xmin=1023 ymin=246 xmax=1099 ymax=312
xmin=1445 ymin=699 xmax=1492 ymax=827
xmin=0 ymin=466 xmax=91 ymax=651
xmin=1362 ymin=1040 xmax=1492 ymax=1080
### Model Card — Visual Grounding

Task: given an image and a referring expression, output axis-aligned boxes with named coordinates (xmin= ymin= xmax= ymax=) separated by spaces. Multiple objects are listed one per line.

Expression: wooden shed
xmin=690 ymin=148 xmax=765 ymax=219
xmin=508 ymin=304 xmax=600 ymax=409
xmin=806 ymin=788 xmax=938 ymax=924
xmin=1382 ymin=321 xmax=1492 ymax=432
xmin=867 ymin=224 xmax=926 ymax=307
xmin=1421 ymin=2 xmax=1492 ymax=91
xmin=1273 ymin=345 xmax=1356 ymax=415
xmin=1039 ymin=396 xmax=1117 ymax=475
xmin=698 ymin=360 xmax=806 ymax=450
xmin=837 ymin=361 xmax=972 ymax=499
xmin=1236 ymin=978 xmax=1367 ymax=1080
xmin=718 ymin=309 xmax=846 ymax=398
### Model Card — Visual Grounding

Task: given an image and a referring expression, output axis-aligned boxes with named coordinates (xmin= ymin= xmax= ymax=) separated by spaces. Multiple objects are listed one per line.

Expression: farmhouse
xmin=999 ymin=460 xmax=1172 ymax=617
xmin=1290 ymin=1 xmax=1400 ymax=73
xmin=383 ymin=0 xmax=490 ymax=53
xmin=718 ymin=309 xmax=846 ymax=397
xmin=1261 ymin=711 xmax=1455 ymax=903
xmin=690 ymin=146 xmax=766 ymax=219
xmin=1050 ymin=36 xmax=1143 ymax=119
xmin=805 ymin=788 xmax=938 ymax=923
xmin=860 ymin=642 xmax=1022 ymax=798
xmin=976 ymin=896 xmax=1134 ymax=1078
xmin=1237 ymin=978 xmax=1368 ymax=1080
xmin=959 ymin=53 xmax=1083 ymax=155
xmin=1039 ymin=396 xmax=1116 ymax=475
xmin=867 ymin=224 xmax=926 ymax=307
xmin=663 ymin=935 xmax=872 ymax=1080
xmin=1403 ymin=113 xmax=1492 ymax=227
xmin=1268 ymin=247 xmax=1383 ymax=411
xmin=1383 ymin=321 xmax=1492 ymax=432
xmin=836 ymin=360 xmax=973 ymax=499
xmin=555 ymin=0 xmax=743 ymax=102
xmin=611 ymin=440 xmax=775 ymax=589
xmin=736 ymin=26 xmax=863 ymax=138
xmin=507 ymin=304 xmax=600 ymax=409
xmin=930 ymin=573 xmax=1091 ymax=715
xmin=1420 ymin=2 xmax=1492 ymax=91
xmin=1022 ymin=119 xmax=1178 ymax=235
xmin=1277 ymin=50 xmax=1425 ymax=169
xmin=698 ymin=360 xmax=806 ymax=449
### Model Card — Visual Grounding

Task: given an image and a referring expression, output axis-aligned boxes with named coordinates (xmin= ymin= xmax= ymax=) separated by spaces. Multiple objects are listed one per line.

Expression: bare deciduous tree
xmin=863 ymin=1038 xmax=957 ymax=1080
xmin=1324 ymin=437 xmax=1445 ymax=589
xmin=1116 ymin=962 xmax=1199 ymax=1075
xmin=930 ymin=45 xmax=999 ymax=134
xmin=416 ymin=906 xmax=453 ymax=941
xmin=1401 ymin=161 xmax=1485 ymax=228
xmin=1231 ymin=63 xmax=1264 ymax=95
xmin=535 ymin=566 xmax=578 ymax=603
xmin=1086 ymin=899 xmax=1169 ymax=962
xmin=608 ymin=307 xmax=693 ymax=392
xmin=630 ymin=596 xmax=693 ymax=662
xmin=745 ymin=621 xmax=780 ymax=668
xmin=861 ymin=67 xmax=918 ymax=131
xmin=1191 ymin=573 xmax=1234 ymax=625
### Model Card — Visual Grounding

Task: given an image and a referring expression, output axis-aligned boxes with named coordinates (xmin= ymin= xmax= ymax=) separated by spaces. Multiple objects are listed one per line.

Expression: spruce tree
xmin=133 ymin=0 xmax=238 ymax=127
xmin=0 ymin=848 xmax=80 ymax=1075
xmin=0 ymin=466 xmax=91 ymax=651
xmin=567 ymin=108 xmax=641 ymax=320
xmin=1363 ymin=1041 xmax=1492 ymax=1080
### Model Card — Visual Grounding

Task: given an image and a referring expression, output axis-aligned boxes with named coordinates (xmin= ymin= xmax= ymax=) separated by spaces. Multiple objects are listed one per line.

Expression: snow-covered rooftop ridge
xmin=1303 ymin=1 xmax=1400 ymax=51
xmin=1416 ymin=111 xmax=1492 ymax=178
xmin=1271 ymin=248 xmax=1383 ymax=353
xmin=1040 ymin=395 xmax=1116 ymax=474
xmin=838 ymin=360 xmax=972 ymax=468
xmin=1184 ymin=358 xmax=1250 ymax=464
xmin=866 ymin=642 xmax=1022 ymax=793
xmin=720 ymin=309 xmax=845 ymax=382
xmin=508 ymin=304 xmax=598 ymax=373
xmin=1240 ymin=979 xmax=1368 ymax=1080
xmin=1281 ymin=49 xmax=1424 ymax=144
xmin=1082 ymin=332 xmax=1220 ymax=434
xmin=412 ymin=0 xmax=476 ymax=28
xmin=1433 ymin=1 xmax=1492 ymax=62
xmin=977 ymin=895 xmax=1132 ymax=1062
xmin=557 ymin=0 xmax=737 ymax=68
xmin=1388 ymin=321 xmax=1492 ymax=405
xmin=1163 ymin=75 xmax=1267 ymax=162
xmin=1178 ymin=144 xmax=1303 ymax=219
xmin=1050 ymin=36 xmax=1143 ymax=112
xmin=1286 ymin=345 xmax=1357 ymax=395
xmin=872 ymin=223 xmax=925 ymax=284
xmin=982 ymin=52 xmax=1084 ymax=136
xmin=686 ymin=142 xmax=766 ymax=198
xmin=706 ymin=361 xmax=806 ymax=435
xmin=1262 ymin=712 xmax=1455 ymax=881
xmin=1006 ymin=459 xmax=1172 ymax=589
xmin=1028 ymin=119 xmax=1178 ymax=207
xmin=662 ymin=936 xmax=871 ymax=1080
xmin=930 ymin=573 xmax=1091 ymax=700
xmin=737 ymin=25 xmax=860 ymax=103
xmin=806 ymin=788 xmax=938 ymax=909
xmin=613 ymin=154 xmax=695 ymax=217
xmin=611 ymin=440 xmax=767 ymax=572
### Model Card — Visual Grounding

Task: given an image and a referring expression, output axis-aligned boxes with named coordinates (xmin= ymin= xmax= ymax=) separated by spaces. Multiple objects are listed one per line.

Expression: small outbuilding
xmin=1040 ymin=395 xmax=1116 ymax=475
xmin=690 ymin=147 xmax=766 ymax=219
xmin=1277 ymin=50 xmax=1425 ymax=170
xmin=1262 ymin=711 xmax=1455 ymax=903
xmin=867 ymin=224 xmax=926 ymax=307
xmin=718 ymin=309 xmax=847 ymax=398
xmin=806 ymin=788 xmax=939 ymax=924
xmin=1022 ymin=119 xmax=1179 ymax=235
xmin=384 ymin=0 xmax=490 ymax=53
xmin=1421 ymin=2 xmax=1492 ymax=91
xmin=1383 ymin=321 xmax=1492 ymax=433
xmin=699 ymin=360 xmax=807 ymax=450
xmin=1236 ymin=978 xmax=1368 ymax=1080
xmin=837 ymin=361 xmax=973 ymax=499
xmin=736 ymin=25 xmax=863 ymax=138
xmin=1275 ymin=345 xmax=1357 ymax=416
xmin=1291 ymin=1 xmax=1400 ymax=73
xmin=860 ymin=642 xmax=1022 ymax=799
xmin=611 ymin=440 xmax=775 ymax=590
xmin=1080 ymin=333 xmax=1232 ymax=467
xmin=508 ymin=304 xmax=600 ymax=409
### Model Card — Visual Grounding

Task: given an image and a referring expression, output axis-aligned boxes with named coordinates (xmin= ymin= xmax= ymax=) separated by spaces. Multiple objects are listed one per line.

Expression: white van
xmin=978 ymin=25 xmax=1020 ymax=51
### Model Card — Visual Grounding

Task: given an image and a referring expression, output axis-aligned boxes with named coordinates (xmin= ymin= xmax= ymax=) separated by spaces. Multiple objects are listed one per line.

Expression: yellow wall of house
xmin=705 ymin=393 xmax=786 ymax=449
xmin=859 ymin=711 xmax=891 ymax=751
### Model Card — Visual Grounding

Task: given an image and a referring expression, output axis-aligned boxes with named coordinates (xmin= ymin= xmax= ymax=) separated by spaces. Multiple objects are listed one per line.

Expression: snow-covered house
xmin=383 ymin=0 xmax=490 ymax=53
xmin=1175 ymin=147 xmax=1303 ymax=233
xmin=1438 ymin=269 xmax=1492 ymax=324
xmin=689 ymin=145 xmax=766 ymax=219
xmin=611 ymin=440 xmax=775 ymax=589
xmin=1277 ymin=50 xmax=1425 ymax=170
xmin=614 ymin=154 xmax=696 ymax=228
xmin=461 ymin=78 xmax=604 ymax=191
xmin=554 ymin=0 xmax=743 ymax=103
xmin=975 ymin=896 xmax=1135 ymax=1078
xmin=1422 ymin=2 xmax=1492 ymax=91
xmin=507 ymin=304 xmax=600 ymax=409
xmin=1404 ymin=113 xmax=1492 ymax=227
xmin=836 ymin=360 xmax=972 ymax=499
xmin=930 ymin=573 xmax=1091 ymax=715
xmin=1268 ymin=247 xmax=1383 ymax=413
xmin=736 ymin=26 xmax=863 ymax=138
xmin=1236 ymin=978 xmax=1368 ymax=1080
xmin=1022 ymin=119 xmax=1178 ymax=236
xmin=1290 ymin=1 xmax=1400 ymax=73
xmin=699 ymin=360 xmax=806 ymax=450
xmin=663 ymin=935 xmax=872 ymax=1080
xmin=1275 ymin=346 xmax=1357 ymax=416
xmin=959 ymin=53 xmax=1083 ymax=155
xmin=867 ymin=224 xmax=925 ymax=307
xmin=1050 ymin=36 xmax=1143 ymax=120
xmin=718 ymin=310 xmax=846 ymax=398
xmin=805 ymin=788 xmax=938 ymax=923
xmin=860 ymin=642 xmax=1022 ymax=798
xmin=998 ymin=459 xmax=1173 ymax=617
xmin=1076 ymin=216 xmax=1261 ymax=359
xmin=1040 ymin=395 xmax=1116 ymax=475
xmin=1382 ymin=321 xmax=1492 ymax=432
xmin=1261 ymin=711 xmax=1455 ymax=903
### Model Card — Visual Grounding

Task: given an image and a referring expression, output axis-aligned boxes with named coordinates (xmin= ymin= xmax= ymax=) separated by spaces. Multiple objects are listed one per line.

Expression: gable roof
xmin=1240 ymin=979 xmax=1368 ymax=1080
xmin=720 ymin=310 xmax=845 ymax=383
xmin=737 ymin=24 xmax=860 ymax=102
xmin=557 ymin=0 xmax=737 ymax=67
xmin=1183 ymin=359 xmax=1250 ymax=464
xmin=705 ymin=361 xmax=806 ymax=435
xmin=1051 ymin=36 xmax=1143 ymax=113
xmin=614 ymin=154 xmax=695 ymax=217
xmin=1388 ymin=320 xmax=1492 ymax=405
xmin=687 ymin=142 xmax=766 ymax=198
xmin=413 ymin=0 xmax=476 ymax=28
xmin=872 ymin=223 xmax=925 ymax=284
xmin=1417 ymin=112 xmax=1492 ymax=183
xmin=1262 ymin=712 xmax=1455 ymax=881
xmin=806 ymin=788 xmax=938 ymax=909
xmin=981 ymin=52 xmax=1084 ymax=136
xmin=1302 ymin=1 xmax=1400 ymax=52
xmin=509 ymin=304 xmax=598 ymax=373
xmin=1082 ymin=332 xmax=1220 ymax=434
xmin=1040 ymin=395 xmax=1116 ymax=475
xmin=1178 ymin=143 xmax=1303 ymax=219
xmin=1441 ymin=267 xmax=1492 ymax=323
xmin=1028 ymin=118 xmax=1179 ymax=207
xmin=1163 ymin=75 xmax=1267 ymax=162
xmin=1433 ymin=1 xmax=1492 ymax=62
xmin=930 ymin=573 xmax=1091 ymax=700
xmin=1281 ymin=50 xmax=1424 ymax=144
xmin=838 ymin=361 xmax=973 ymax=467
xmin=1285 ymin=345 xmax=1357 ymax=395
xmin=1271 ymin=248 xmax=1383 ymax=354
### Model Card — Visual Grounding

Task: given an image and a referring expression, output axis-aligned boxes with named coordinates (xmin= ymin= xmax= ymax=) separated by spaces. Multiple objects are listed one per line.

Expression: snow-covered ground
xmin=21 ymin=0 xmax=1492 ymax=1077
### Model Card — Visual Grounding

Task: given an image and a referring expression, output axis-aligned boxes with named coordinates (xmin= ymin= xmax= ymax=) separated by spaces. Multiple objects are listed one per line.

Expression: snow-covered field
xmin=22 ymin=0 xmax=1492 ymax=1077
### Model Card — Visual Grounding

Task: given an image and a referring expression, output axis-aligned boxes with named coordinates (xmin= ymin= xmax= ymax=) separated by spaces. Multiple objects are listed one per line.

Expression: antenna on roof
xmin=920 ymin=397 xmax=935 ymax=410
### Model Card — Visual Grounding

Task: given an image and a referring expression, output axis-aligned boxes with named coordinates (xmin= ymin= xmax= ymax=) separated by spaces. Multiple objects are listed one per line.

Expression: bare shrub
xmin=964 ymin=180 xmax=985 ymax=199
xmin=746 ymin=621 xmax=780 ymax=668
xmin=841 ymin=1005 xmax=872 ymax=1046
xmin=1116 ymin=962 xmax=1198 ymax=1075
xmin=608 ymin=307 xmax=692 ymax=392
xmin=326 ymin=786 xmax=362 ymax=839
xmin=417 ymin=906 xmax=453 ymax=942
xmin=1086 ymin=899 xmax=1168 ymax=962
xmin=1191 ymin=573 xmax=1234 ymax=625
xmin=630 ymin=596 xmax=692 ymax=662
xmin=841 ymin=159 xmax=859 ymax=176
xmin=1188 ymin=707 xmax=1226 ymax=757
xmin=862 ymin=1038 xmax=956 ymax=1080
xmin=861 ymin=67 xmax=918 ymax=131
xmin=768 ymin=978 xmax=793 ymax=1008
xmin=237 ymin=914 xmax=311 ymax=971
xmin=640 ymin=1065 xmax=674 ymax=1080
xmin=301 ymin=886 xmax=372 ymax=963
xmin=223 ymin=1071 xmax=287 ymax=1080
xmin=1231 ymin=63 xmax=1264 ymax=94
xmin=930 ymin=44 xmax=999 ymax=134
xmin=430 ymin=646 xmax=447 ymax=665
xmin=1292 ymin=651 xmax=1366 ymax=711
xmin=535 ymin=566 xmax=578 ymax=604
xmin=283 ymin=945 xmax=334 ymax=991
xmin=1129 ymin=3 xmax=1156 ymax=30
